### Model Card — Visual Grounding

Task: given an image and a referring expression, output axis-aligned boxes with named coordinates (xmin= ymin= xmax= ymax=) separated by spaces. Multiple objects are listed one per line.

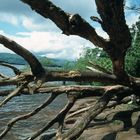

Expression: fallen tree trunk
xmin=0 ymin=0 xmax=140 ymax=139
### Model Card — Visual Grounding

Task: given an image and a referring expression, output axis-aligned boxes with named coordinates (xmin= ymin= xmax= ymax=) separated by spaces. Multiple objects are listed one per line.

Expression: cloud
xmin=125 ymin=0 xmax=140 ymax=8
xmin=21 ymin=16 xmax=60 ymax=32
xmin=51 ymin=0 xmax=97 ymax=20
xmin=0 ymin=0 xmax=138 ymax=33
xmin=0 ymin=0 xmax=31 ymax=15
xmin=126 ymin=13 xmax=139 ymax=27
xmin=125 ymin=0 xmax=139 ymax=26
xmin=0 ymin=0 xmax=106 ymax=60
xmin=0 ymin=0 xmax=97 ymax=32
xmin=0 ymin=0 xmax=97 ymax=19
xmin=0 ymin=31 xmax=93 ymax=60
xmin=0 ymin=0 xmax=139 ymax=60
xmin=0 ymin=0 xmax=53 ymax=31
xmin=0 ymin=12 xmax=19 ymax=26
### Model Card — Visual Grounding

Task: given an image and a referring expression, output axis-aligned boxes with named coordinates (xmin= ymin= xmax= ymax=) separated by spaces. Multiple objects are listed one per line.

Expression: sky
xmin=0 ymin=0 xmax=139 ymax=60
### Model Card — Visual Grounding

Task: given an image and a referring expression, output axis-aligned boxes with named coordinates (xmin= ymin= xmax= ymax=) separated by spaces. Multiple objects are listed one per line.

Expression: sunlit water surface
xmin=0 ymin=65 xmax=67 ymax=140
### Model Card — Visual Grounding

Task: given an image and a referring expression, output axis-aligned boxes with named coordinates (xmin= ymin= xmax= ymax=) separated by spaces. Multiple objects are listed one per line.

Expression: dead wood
xmin=0 ymin=82 xmax=28 ymax=107
xmin=0 ymin=62 xmax=21 ymax=75
xmin=0 ymin=0 xmax=140 ymax=139
xmin=0 ymin=34 xmax=45 ymax=78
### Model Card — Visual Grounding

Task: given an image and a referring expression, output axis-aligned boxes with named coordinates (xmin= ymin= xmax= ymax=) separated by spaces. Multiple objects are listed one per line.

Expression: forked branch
xmin=28 ymin=94 xmax=77 ymax=140
xmin=21 ymin=0 xmax=108 ymax=48
xmin=0 ymin=34 xmax=45 ymax=77
xmin=0 ymin=94 xmax=57 ymax=139
xmin=0 ymin=82 xmax=28 ymax=107
xmin=61 ymin=85 xmax=132 ymax=139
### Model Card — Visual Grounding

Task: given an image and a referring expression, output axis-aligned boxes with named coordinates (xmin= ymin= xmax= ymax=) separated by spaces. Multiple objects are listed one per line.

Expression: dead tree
xmin=0 ymin=0 xmax=140 ymax=139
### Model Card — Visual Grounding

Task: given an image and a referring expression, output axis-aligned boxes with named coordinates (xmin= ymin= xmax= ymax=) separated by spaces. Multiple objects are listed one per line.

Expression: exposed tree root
xmin=60 ymin=86 xmax=130 ymax=139
xmin=66 ymin=106 xmax=91 ymax=120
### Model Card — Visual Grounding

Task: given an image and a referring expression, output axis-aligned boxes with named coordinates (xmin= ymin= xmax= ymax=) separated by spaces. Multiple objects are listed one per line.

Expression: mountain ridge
xmin=0 ymin=53 xmax=73 ymax=67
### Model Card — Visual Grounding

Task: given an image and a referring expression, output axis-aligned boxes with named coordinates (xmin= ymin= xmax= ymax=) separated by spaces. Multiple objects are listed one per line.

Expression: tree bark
xmin=0 ymin=34 xmax=45 ymax=77
xmin=61 ymin=85 xmax=132 ymax=139
xmin=21 ymin=0 xmax=133 ymax=82
xmin=95 ymin=0 xmax=132 ymax=80
xmin=0 ymin=0 xmax=139 ymax=139
xmin=21 ymin=0 xmax=108 ymax=48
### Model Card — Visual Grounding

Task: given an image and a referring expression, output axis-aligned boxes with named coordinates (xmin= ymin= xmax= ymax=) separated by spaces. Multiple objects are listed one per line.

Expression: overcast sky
xmin=0 ymin=0 xmax=139 ymax=60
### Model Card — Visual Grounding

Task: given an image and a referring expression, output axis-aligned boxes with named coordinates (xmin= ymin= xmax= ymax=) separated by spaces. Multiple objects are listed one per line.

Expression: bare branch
xmin=28 ymin=94 xmax=76 ymax=140
xmin=0 ymin=85 xmax=113 ymax=97
xmin=66 ymin=106 xmax=91 ymax=120
xmin=0 ymin=85 xmax=104 ymax=96
xmin=66 ymin=96 xmax=132 ymax=121
xmin=21 ymin=0 xmax=108 ymax=49
xmin=0 ymin=1 xmax=139 ymax=140
xmin=37 ymin=85 xmax=106 ymax=96
xmin=0 ymin=73 xmax=34 ymax=86
xmin=0 ymin=73 xmax=9 ymax=79
xmin=94 ymin=0 xmax=132 ymax=80
xmin=0 ymin=34 xmax=45 ymax=77
xmin=88 ymin=60 xmax=112 ymax=74
xmin=0 ymin=94 xmax=57 ymax=139
xmin=90 ymin=16 xmax=103 ymax=24
xmin=61 ymin=85 xmax=132 ymax=139
xmin=95 ymin=0 xmax=131 ymax=47
xmin=62 ymin=94 xmax=109 ymax=139
xmin=0 ymin=82 xmax=28 ymax=107
xmin=0 ymin=70 xmax=118 ymax=87
xmin=45 ymin=70 xmax=117 ymax=83
xmin=0 ymin=62 xmax=21 ymax=75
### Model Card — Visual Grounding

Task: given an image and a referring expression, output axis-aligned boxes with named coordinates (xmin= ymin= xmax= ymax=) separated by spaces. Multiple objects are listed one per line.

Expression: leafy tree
xmin=126 ymin=17 xmax=140 ymax=76
xmin=75 ymin=47 xmax=112 ymax=72
xmin=39 ymin=57 xmax=53 ymax=67
xmin=62 ymin=61 xmax=75 ymax=71
xmin=75 ymin=17 xmax=140 ymax=77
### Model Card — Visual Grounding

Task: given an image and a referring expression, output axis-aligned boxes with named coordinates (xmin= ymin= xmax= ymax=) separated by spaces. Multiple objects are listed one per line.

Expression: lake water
xmin=0 ymin=65 xmax=67 ymax=140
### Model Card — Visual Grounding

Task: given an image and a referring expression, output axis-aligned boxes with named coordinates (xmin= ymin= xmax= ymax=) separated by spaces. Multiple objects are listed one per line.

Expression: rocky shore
xmin=39 ymin=97 xmax=140 ymax=140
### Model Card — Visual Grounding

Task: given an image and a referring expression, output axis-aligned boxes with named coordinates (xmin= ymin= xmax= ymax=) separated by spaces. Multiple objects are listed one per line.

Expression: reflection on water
xmin=0 ymin=65 xmax=25 ymax=77
xmin=0 ymin=65 xmax=67 ymax=139
xmin=0 ymin=65 xmax=25 ymax=91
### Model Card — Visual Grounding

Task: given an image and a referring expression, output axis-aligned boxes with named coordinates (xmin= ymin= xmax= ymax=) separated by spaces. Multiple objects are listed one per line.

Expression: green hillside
xmin=0 ymin=53 xmax=74 ymax=69
xmin=0 ymin=53 xmax=27 ymax=65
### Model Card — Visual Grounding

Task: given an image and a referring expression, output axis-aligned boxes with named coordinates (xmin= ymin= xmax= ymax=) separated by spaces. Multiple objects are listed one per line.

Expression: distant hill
xmin=0 ymin=53 xmax=27 ymax=65
xmin=0 ymin=53 xmax=74 ymax=67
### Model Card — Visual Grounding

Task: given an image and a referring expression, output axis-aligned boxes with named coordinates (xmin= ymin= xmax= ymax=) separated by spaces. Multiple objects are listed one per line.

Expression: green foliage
xmin=74 ymin=47 xmax=112 ymax=72
xmin=126 ymin=17 xmax=140 ymax=76
xmin=39 ymin=57 xmax=53 ymax=67
xmin=75 ymin=17 xmax=140 ymax=77
xmin=21 ymin=65 xmax=30 ymax=72
xmin=74 ymin=56 xmax=89 ymax=71
xmin=73 ymin=47 xmax=112 ymax=86
xmin=62 ymin=61 xmax=75 ymax=71
xmin=0 ymin=53 xmax=27 ymax=65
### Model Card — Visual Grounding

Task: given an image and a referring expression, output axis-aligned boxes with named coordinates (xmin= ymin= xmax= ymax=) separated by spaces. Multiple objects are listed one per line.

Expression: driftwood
xmin=0 ymin=0 xmax=140 ymax=140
